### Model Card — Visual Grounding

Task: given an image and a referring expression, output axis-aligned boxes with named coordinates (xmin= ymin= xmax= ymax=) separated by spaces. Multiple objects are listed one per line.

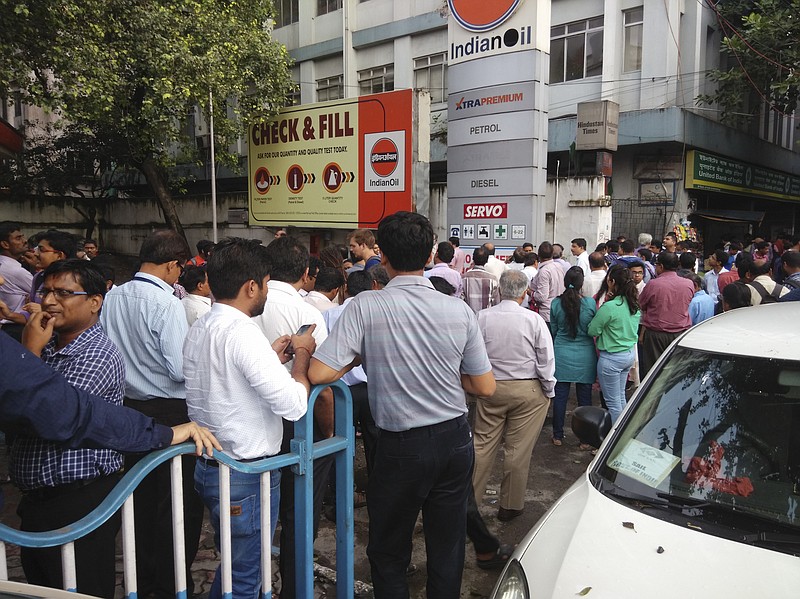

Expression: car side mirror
xmin=571 ymin=406 xmax=612 ymax=448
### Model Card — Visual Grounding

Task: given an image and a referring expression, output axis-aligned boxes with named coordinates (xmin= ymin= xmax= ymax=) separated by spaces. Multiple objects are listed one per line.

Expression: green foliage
xmin=698 ymin=0 xmax=800 ymax=124
xmin=0 ymin=0 xmax=295 ymax=229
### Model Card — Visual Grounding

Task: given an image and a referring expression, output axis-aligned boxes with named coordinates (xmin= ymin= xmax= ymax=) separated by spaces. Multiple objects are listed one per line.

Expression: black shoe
xmin=497 ymin=507 xmax=523 ymax=522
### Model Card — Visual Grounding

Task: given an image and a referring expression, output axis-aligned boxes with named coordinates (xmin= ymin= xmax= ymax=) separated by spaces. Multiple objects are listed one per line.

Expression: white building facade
xmin=272 ymin=0 xmax=800 ymax=251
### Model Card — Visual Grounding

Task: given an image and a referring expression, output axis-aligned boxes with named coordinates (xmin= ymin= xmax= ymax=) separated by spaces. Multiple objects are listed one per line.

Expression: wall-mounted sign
xmin=576 ymin=101 xmax=619 ymax=151
xmin=447 ymin=0 xmax=548 ymax=65
xmin=248 ymin=90 xmax=413 ymax=228
xmin=685 ymin=150 xmax=800 ymax=202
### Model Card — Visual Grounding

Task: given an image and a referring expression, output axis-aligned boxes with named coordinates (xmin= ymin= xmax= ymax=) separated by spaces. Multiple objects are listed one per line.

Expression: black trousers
xmin=639 ymin=328 xmax=683 ymax=378
xmin=123 ymin=398 xmax=204 ymax=599
xmin=368 ymin=416 xmax=473 ymax=599
xmin=278 ymin=428 xmax=335 ymax=599
xmin=349 ymin=382 xmax=378 ymax=476
xmin=18 ymin=474 xmax=122 ymax=599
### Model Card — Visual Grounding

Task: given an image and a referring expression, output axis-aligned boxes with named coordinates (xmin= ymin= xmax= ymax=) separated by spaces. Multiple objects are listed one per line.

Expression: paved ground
xmin=0 ymin=395 xmax=594 ymax=599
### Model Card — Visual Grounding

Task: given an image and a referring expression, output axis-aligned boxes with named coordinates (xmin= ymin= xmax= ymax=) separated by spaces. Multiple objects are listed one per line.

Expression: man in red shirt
xmin=717 ymin=251 xmax=753 ymax=295
xmin=638 ymin=252 xmax=695 ymax=376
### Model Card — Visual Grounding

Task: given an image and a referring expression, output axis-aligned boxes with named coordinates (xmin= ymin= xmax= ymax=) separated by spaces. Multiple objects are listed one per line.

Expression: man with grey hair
xmin=473 ymin=269 xmax=555 ymax=522
xmin=638 ymin=233 xmax=653 ymax=248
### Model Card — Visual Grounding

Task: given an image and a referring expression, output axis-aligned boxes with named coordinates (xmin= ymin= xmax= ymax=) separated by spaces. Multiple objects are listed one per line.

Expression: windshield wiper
xmin=739 ymin=531 xmax=800 ymax=548
xmin=596 ymin=479 xmax=710 ymax=512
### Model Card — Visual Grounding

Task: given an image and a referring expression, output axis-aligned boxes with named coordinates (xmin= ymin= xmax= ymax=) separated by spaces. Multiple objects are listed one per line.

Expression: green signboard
xmin=685 ymin=150 xmax=800 ymax=202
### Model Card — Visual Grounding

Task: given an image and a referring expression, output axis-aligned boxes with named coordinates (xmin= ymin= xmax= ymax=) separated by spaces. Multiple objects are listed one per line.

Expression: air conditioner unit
xmin=194 ymin=106 xmax=209 ymax=137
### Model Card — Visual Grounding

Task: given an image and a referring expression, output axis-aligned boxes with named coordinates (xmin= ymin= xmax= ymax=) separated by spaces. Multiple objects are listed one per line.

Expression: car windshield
xmin=595 ymin=346 xmax=800 ymax=535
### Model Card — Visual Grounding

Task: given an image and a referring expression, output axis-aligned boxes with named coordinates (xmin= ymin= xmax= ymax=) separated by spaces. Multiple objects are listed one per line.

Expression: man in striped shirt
xmin=14 ymin=259 xmax=124 ymax=598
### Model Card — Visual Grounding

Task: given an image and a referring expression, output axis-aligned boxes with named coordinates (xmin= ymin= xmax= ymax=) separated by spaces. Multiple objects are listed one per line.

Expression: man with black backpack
xmin=746 ymin=258 xmax=789 ymax=305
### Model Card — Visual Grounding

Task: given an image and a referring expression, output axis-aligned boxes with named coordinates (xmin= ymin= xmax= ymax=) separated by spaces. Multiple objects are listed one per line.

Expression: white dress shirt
xmin=582 ymin=269 xmax=607 ymax=300
xmin=323 ymin=297 xmax=367 ymax=386
xmin=304 ymin=290 xmax=337 ymax=314
xmin=477 ymin=300 xmax=556 ymax=397
xmin=485 ymin=255 xmax=507 ymax=280
xmin=252 ymin=280 xmax=328 ymax=371
xmin=182 ymin=293 xmax=212 ymax=325
xmin=576 ymin=251 xmax=591 ymax=277
xmin=184 ymin=303 xmax=307 ymax=459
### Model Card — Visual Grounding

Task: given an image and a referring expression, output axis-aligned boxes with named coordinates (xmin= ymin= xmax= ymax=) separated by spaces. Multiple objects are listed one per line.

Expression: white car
xmin=491 ymin=303 xmax=800 ymax=598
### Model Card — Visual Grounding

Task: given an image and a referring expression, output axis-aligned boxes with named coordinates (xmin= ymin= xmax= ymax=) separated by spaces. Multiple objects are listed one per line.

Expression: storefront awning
xmin=692 ymin=209 xmax=765 ymax=224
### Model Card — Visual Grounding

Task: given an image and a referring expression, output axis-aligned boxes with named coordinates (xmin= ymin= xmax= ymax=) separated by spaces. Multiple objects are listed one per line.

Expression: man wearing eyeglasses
xmin=15 ymin=259 xmax=124 ymax=598
xmin=0 ymin=221 xmax=34 ymax=340
xmin=0 ymin=229 xmax=78 ymax=329
xmin=100 ymin=230 xmax=204 ymax=599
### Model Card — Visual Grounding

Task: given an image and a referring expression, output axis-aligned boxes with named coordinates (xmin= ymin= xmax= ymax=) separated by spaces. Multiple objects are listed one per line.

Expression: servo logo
xmin=448 ymin=0 xmax=521 ymax=32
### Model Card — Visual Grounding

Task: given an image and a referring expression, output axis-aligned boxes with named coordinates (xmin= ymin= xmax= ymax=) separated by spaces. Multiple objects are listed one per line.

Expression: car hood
xmin=514 ymin=476 xmax=800 ymax=598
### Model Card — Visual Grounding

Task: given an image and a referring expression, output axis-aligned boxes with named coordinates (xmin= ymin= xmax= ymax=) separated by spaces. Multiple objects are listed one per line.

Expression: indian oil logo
xmin=448 ymin=0 xmax=521 ymax=32
xmin=369 ymin=138 xmax=399 ymax=177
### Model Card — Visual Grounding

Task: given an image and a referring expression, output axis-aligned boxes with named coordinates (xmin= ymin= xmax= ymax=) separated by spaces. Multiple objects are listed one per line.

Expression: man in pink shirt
xmin=638 ymin=252 xmax=695 ymax=376
xmin=449 ymin=236 xmax=467 ymax=274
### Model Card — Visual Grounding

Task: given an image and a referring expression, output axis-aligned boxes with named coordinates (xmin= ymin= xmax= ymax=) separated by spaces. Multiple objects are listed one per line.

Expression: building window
xmin=414 ymin=53 xmax=448 ymax=103
xmin=623 ymin=7 xmax=643 ymax=72
xmin=275 ymin=0 xmax=299 ymax=27
xmin=285 ymin=84 xmax=301 ymax=107
xmin=549 ymin=17 xmax=603 ymax=84
xmin=317 ymin=76 xmax=344 ymax=102
xmin=14 ymin=92 xmax=23 ymax=118
xmin=318 ymin=0 xmax=342 ymax=15
xmin=358 ymin=65 xmax=394 ymax=95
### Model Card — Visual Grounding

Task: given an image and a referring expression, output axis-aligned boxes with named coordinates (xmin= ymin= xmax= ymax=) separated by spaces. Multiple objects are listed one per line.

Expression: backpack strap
xmin=750 ymin=280 xmax=784 ymax=302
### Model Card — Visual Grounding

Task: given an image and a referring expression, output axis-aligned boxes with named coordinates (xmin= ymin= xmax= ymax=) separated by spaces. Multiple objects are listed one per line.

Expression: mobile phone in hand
xmin=286 ymin=324 xmax=313 ymax=356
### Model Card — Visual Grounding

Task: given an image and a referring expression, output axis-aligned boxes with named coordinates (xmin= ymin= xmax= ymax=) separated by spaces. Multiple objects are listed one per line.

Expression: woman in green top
xmin=587 ymin=265 xmax=641 ymax=422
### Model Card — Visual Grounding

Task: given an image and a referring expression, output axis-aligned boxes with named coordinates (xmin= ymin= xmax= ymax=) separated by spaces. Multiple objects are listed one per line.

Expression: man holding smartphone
xmin=183 ymin=238 xmax=314 ymax=599
xmin=251 ymin=235 xmax=333 ymax=599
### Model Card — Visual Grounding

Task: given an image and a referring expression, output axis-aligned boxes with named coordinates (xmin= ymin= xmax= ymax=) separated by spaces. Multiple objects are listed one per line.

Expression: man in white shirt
xmin=583 ymin=251 xmax=608 ymax=299
xmin=449 ymin=236 xmax=467 ymax=274
xmin=185 ymin=238 xmax=312 ymax=599
xmin=571 ymin=237 xmax=590 ymax=277
xmin=424 ymin=241 xmax=463 ymax=297
xmin=304 ymin=266 xmax=344 ymax=314
xmin=702 ymin=249 xmax=728 ymax=304
xmin=473 ymin=269 xmax=555 ymax=522
xmin=180 ymin=265 xmax=212 ymax=325
xmin=251 ymin=235 xmax=333 ymax=599
xmin=483 ymin=243 xmax=507 ymax=280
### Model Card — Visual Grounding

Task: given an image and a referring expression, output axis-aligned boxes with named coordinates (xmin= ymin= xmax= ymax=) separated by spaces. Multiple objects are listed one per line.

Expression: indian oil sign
xmin=248 ymin=90 xmax=412 ymax=228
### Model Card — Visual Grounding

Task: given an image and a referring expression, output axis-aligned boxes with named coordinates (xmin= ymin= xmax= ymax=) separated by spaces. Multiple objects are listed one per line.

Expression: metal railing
xmin=0 ymin=381 xmax=355 ymax=599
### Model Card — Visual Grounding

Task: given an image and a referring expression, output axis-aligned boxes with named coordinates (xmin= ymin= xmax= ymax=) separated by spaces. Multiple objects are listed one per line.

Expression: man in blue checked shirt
xmin=14 ymin=259 xmax=125 ymax=598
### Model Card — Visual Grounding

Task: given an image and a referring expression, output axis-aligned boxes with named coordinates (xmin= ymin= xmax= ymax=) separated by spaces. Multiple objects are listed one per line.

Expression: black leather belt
xmin=200 ymin=456 xmax=270 ymax=468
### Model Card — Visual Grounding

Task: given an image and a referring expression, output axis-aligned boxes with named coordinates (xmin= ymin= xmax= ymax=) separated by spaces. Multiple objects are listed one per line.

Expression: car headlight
xmin=491 ymin=559 xmax=529 ymax=599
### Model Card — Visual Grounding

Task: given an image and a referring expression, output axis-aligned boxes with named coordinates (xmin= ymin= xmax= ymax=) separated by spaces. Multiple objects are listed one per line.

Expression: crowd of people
xmin=1 ymin=217 xmax=798 ymax=599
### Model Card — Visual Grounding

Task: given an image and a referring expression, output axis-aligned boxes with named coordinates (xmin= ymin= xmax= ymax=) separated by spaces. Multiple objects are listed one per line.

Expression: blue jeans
xmin=194 ymin=460 xmax=281 ymax=599
xmin=597 ymin=348 xmax=636 ymax=423
xmin=552 ymin=381 xmax=593 ymax=441
xmin=367 ymin=415 xmax=474 ymax=599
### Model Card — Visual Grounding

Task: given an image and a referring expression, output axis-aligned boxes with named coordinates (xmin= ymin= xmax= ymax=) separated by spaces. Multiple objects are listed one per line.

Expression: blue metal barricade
xmin=0 ymin=381 xmax=354 ymax=599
